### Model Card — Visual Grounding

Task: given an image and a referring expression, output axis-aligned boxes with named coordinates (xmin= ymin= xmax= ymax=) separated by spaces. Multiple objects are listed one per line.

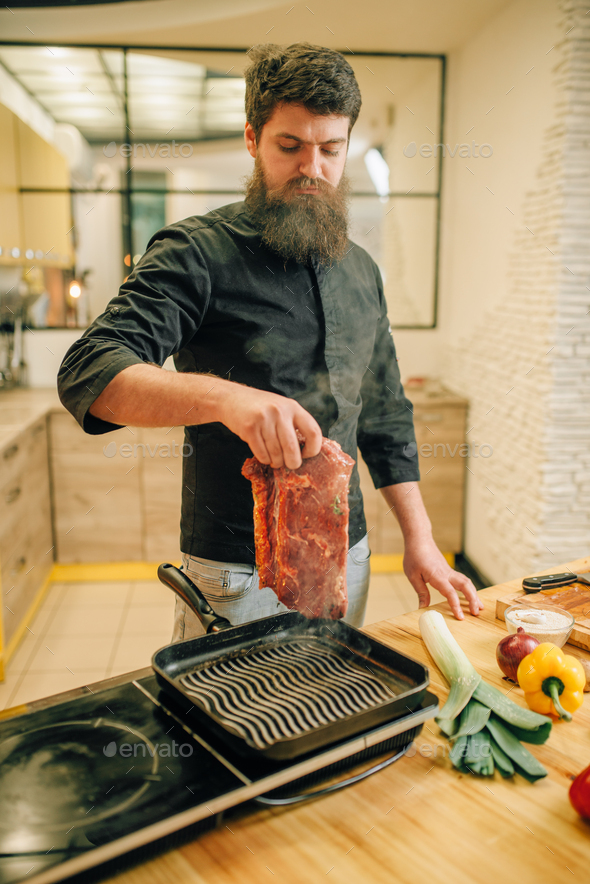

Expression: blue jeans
xmin=171 ymin=534 xmax=371 ymax=641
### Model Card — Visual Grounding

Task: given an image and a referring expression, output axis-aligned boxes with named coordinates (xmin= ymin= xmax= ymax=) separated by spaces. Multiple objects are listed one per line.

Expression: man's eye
xmin=278 ymin=145 xmax=340 ymax=156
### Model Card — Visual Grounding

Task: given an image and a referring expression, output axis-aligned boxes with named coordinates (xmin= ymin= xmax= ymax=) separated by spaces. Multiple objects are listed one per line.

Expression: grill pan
xmin=153 ymin=563 xmax=429 ymax=761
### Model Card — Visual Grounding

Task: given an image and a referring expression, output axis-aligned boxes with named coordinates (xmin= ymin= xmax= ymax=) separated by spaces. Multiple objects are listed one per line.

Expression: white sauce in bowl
xmin=505 ymin=607 xmax=573 ymax=646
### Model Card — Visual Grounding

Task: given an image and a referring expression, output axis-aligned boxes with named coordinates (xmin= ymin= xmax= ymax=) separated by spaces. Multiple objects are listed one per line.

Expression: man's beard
xmin=243 ymin=162 xmax=351 ymax=266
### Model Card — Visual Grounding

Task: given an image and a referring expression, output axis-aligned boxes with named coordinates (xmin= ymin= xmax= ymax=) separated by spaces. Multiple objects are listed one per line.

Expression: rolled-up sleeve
xmin=357 ymin=266 xmax=420 ymax=488
xmin=57 ymin=224 xmax=211 ymax=435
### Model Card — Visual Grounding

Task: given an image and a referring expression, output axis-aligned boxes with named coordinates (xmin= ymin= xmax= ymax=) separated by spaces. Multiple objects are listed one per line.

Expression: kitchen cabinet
xmin=16 ymin=117 xmax=73 ymax=267
xmin=359 ymin=381 xmax=468 ymax=556
xmin=20 ymin=192 xmax=73 ymax=267
xmin=0 ymin=416 xmax=53 ymax=674
xmin=0 ymin=103 xmax=73 ymax=267
xmin=16 ymin=117 xmax=69 ymax=192
xmin=49 ymin=413 xmax=184 ymax=563
xmin=0 ymin=103 xmax=21 ymax=264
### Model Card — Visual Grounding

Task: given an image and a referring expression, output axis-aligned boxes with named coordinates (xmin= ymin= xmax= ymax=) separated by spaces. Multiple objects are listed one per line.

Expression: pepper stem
xmin=542 ymin=676 xmax=572 ymax=722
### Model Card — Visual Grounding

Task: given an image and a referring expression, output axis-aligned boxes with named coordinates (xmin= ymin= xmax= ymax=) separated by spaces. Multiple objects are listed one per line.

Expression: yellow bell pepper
xmin=517 ymin=643 xmax=585 ymax=721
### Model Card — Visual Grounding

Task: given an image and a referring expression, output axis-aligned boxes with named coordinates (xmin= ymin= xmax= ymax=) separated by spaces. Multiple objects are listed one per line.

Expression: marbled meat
xmin=242 ymin=438 xmax=355 ymax=619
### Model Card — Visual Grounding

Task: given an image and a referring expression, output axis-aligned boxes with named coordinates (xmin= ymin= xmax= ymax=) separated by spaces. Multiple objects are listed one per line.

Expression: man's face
xmin=244 ymin=103 xmax=349 ymax=192
xmin=243 ymin=103 xmax=352 ymax=265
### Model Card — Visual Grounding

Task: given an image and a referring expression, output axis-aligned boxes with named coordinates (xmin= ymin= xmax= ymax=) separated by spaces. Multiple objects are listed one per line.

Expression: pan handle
xmin=253 ymin=742 xmax=412 ymax=806
xmin=157 ymin=563 xmax=232 ymax=634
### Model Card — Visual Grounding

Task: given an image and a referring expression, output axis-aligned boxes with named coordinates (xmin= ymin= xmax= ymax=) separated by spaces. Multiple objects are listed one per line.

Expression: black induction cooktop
xmin=0 ymin=673 xmax=438 ymax=884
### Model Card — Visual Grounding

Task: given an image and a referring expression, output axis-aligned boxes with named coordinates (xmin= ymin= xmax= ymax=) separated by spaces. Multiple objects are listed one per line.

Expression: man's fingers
xmin=228 ymin=391 xmax=321 ymax=470
xmin=260 ymin=420 xmax=289 ymax=469
xmin=449 ymin=571 xmax=483 ymax=615
xmin=295 ymin=410 xmax=322 ymax=459
xmin=408 ymin=574 xmax=431 ymax=609
xmin=275 ymin=417 xmax=303 ymax=470
xmin=249 ymin=428 xmax=273 ymax=466
xmin=427 ymin=573 xmax=464 ymax=620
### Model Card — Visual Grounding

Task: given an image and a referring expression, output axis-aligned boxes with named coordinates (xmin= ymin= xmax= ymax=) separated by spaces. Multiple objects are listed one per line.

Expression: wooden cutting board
xmin=496 ymin=575 xmax=590 ymax=651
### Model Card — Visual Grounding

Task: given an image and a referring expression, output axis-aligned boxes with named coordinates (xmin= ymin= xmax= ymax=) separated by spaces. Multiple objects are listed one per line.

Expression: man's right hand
xmin=216 ymin=384 xmax=322 ymax=470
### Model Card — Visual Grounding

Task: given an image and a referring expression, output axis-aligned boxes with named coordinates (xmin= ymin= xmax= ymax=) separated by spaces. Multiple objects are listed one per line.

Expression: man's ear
xmin=244 ymin=122 xmax=257 ymax=159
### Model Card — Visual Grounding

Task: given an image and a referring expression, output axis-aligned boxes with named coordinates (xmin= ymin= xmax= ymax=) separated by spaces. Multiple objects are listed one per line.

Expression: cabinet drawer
xmin=414 ymin=406 xmax=466 ymax=449
xmin=0 ymin=418 xmax=47 ymax=493
xmin=2 ymin=519 xmax=53 ymax=648
xmin=0 ymin=475 xmax=52 ymax=574
xmin=0 ymin=477 xmax=26 ymax=543
xmin=0 ymin=421 xmax=51 ymax=545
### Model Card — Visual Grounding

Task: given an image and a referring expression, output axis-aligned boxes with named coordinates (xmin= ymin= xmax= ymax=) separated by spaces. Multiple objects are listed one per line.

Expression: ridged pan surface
xmin=179 ymin=638 xmax=396 ymax=751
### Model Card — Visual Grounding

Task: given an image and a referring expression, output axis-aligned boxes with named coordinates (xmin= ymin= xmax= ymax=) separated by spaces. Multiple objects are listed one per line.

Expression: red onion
xmin=496 ymin=627 xmax=540 ymax=682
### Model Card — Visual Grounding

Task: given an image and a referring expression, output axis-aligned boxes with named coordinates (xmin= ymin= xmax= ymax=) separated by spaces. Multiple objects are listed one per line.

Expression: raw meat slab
xmin=242 ymin=438 xmax=355 ymax=619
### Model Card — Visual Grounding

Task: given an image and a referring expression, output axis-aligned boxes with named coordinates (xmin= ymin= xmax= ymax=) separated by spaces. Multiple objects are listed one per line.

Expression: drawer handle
xmin=5 ymin=486 xmax=21 ymax=505
xmin=10 ymin=556 xmax=26 ymax=576
xmin=3 ymin=444 xmax=18 ymax=460
xmin=31 ymin=423 xmax=45 ymax=437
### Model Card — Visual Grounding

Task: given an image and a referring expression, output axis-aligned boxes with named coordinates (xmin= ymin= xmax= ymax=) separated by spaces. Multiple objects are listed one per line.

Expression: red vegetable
xmin=570 ymin=763 xmax=590 ymax=819
xmin=496 ymin=628 xmax=540 ymax=682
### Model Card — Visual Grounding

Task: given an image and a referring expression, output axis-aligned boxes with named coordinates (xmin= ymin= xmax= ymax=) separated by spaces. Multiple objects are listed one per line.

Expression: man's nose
xmin=298 ymin=147 xmax=323 ymax=180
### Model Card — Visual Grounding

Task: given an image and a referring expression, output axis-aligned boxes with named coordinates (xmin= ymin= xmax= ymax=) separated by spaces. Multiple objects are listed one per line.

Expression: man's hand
xmin=379 ymin=480 xmax=484 ymax=620
xmin=216 ymin=384 xmax=322 ymax=470
xmin=403 ymin=536 xmax=483 ymax=620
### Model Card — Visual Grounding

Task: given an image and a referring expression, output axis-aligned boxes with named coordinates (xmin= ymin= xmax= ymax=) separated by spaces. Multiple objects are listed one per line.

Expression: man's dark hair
xmin=244 ymin=42 xmax=362 ymax=140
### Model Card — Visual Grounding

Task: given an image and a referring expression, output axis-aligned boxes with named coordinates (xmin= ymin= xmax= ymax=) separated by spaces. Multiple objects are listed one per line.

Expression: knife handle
xmin=522 ymin=572 xmax=576 ymax=593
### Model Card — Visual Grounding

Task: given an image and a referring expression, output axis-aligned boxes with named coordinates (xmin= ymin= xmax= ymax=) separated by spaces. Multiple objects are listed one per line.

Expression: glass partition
xmin=0 ymin=44 xmax=443 ymax=328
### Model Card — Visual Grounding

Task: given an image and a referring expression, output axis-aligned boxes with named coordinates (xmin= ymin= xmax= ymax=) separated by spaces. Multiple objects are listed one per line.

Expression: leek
xmin=489 ymin=734 xmax=515 ymax=778
xmin=472 ymin=680 xmax=552 ymax=744
xmin=449 ymin=735 xmax=468 ymax=769
xmin=485 ymin=716 xmax=548 ymax=782
xmin=451 ymin=698 xmax=491 ymax=741
xmin=419 ymin=610 xmax=551 ymax=782
xmin=419 ymin=610 xmax=481 ymax=722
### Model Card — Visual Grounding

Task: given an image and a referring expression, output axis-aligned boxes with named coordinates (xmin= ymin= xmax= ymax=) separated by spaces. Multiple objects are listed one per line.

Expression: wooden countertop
xmin=106 ymin=557 xmax=590 ymax=884
xmin=0 ymin=387 xmax=64 ymax=448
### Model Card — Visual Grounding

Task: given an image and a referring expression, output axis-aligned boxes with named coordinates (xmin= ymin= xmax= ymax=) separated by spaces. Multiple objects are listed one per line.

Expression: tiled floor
xmin=364 ymin=573 xmax=446 ymax=624
xmin=0 ymin=572 xmax=444 ymax=712
xmin=0 ymin=579 xmax=175 ymax=712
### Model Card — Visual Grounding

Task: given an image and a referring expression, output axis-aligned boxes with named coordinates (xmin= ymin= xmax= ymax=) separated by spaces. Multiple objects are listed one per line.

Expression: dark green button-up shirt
xmin=58 ymin=201 xmax=419 ymax=563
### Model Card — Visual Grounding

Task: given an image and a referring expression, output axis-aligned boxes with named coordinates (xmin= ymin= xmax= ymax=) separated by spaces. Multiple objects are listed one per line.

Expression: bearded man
xmin=58 ymin=42 xmax=482 ymax=638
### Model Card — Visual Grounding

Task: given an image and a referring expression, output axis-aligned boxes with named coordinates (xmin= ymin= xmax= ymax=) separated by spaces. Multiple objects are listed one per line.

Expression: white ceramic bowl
xmin=504 ymin=604 xmax=575 ymax=648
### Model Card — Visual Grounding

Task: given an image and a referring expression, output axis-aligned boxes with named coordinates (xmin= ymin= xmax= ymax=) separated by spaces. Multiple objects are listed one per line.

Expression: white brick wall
xmin=442 ymin=0 xmax=590 ymax=583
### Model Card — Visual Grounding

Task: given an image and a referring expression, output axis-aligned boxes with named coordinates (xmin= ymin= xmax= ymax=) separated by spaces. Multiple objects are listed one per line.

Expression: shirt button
xmin=110 ymin=306 xmax=120 ymax=315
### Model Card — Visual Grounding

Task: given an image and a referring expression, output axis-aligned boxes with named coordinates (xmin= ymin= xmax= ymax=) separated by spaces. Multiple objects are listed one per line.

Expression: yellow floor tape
xmin=51 ymin=561 xmax=181 ymax=582
xmin=0 ymin=553 xmax=455 ymax=678
xmin=370 ymin=553 xmax=455 ymax=573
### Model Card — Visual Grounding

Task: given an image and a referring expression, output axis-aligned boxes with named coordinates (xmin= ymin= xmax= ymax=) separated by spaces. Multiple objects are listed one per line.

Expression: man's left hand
xmin=403 ymin=537 xmax=484 ymax=620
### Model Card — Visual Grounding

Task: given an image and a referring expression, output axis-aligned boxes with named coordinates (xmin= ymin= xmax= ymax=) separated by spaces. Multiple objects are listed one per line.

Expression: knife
xmin=522 ymin=572 xmax=590 ymax=593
